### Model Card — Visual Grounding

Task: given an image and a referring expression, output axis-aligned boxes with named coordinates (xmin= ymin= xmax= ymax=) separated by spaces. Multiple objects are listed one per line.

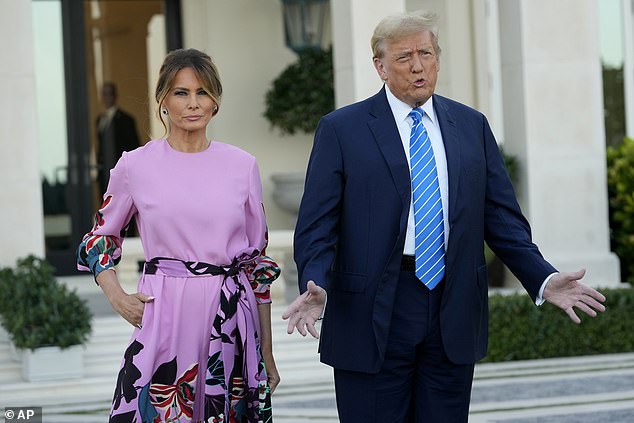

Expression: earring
xmin=161 ymin=107 xmax=168 ymax=116
xmin=213 ymin=105 xmax=218 ymax=113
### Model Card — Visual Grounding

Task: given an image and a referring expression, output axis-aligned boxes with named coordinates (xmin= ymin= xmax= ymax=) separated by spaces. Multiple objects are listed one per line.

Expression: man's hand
xmin=543 ymin=269 xmax=606 ymax=324
xmin=282 ymin=280 xmax=327 ymax=338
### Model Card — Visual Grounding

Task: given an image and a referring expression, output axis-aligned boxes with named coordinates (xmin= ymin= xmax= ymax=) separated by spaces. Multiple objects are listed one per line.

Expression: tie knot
xmin=409 ymin=108 xmax=423 ymax=124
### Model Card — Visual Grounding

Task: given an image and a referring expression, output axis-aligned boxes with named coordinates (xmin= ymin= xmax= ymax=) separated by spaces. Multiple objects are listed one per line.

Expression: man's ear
xmin=373 ymin=57 xmax=387 ymax=81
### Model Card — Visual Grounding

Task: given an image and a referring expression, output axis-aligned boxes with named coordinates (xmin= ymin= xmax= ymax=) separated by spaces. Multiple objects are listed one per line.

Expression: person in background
xmin=79 ymin=48 xmax=280 ymax=423
xmin=283 ymin=11 xmax=606 ymax=423
xmin=96 ymin=81 xmax=141 ymax=197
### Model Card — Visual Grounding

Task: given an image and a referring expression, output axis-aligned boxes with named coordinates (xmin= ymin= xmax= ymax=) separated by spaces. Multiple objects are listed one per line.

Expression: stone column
xmin=499 ymin=0 xmax=620 ymax=286
xmin=0 ymin=1 xmax=45 ymax=267
xmin=331 ymin=0 xmax=406 ymax=106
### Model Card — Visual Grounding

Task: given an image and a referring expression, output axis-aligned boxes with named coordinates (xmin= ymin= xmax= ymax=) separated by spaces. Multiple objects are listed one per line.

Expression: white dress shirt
xmin=385 ymin=86 xmax=449 ymax=255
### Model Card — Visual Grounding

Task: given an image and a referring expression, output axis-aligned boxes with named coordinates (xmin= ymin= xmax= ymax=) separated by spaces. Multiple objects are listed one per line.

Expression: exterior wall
xmin=181 ymin=0 xmax=314 ymax=230
xmin=331 ymin=0 xmax=405 ymax=106
xmin=0 ymin=0 xmax=45 ymax=267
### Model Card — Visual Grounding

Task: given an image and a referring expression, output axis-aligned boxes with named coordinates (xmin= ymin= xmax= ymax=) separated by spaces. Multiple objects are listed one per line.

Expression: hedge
xmin=607 ymin=137 xmax=634 ymax=283
xmin=484 ymin=286 xmax=634 ymax=362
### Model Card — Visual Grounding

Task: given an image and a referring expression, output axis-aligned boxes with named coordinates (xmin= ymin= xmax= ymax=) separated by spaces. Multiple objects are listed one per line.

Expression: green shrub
xmin=0 ymin=256 xmax=92 ymax=350
xmin=264 ymin=47 xmax=334 ymax=135
xmin=607 ymin=137 xmax=634 ymax=283
xmin=0 ymin=266 xmax=15 ymax=330
xmin=484 ymin=286 xmax=634 ymax=362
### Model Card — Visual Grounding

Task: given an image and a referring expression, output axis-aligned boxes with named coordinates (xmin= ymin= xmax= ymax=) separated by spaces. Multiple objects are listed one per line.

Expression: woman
xmin=78 ymin=48 xmax=280 ymax=423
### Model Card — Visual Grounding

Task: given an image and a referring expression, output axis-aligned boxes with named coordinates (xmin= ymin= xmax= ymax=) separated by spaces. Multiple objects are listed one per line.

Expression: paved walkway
xmin=1 ymin=277 xmax=633 ymax=422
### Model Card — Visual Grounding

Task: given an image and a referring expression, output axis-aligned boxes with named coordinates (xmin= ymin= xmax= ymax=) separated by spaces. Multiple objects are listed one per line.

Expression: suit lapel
xmin=433 ymin=95 xmax=461 ymax=225
xmin=367 ymin=89 xmax=411 ymax=210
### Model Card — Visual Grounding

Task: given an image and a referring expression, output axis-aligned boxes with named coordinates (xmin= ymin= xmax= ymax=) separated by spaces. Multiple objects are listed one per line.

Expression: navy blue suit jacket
xmin=294 ymin=88 xmax=556 ymax=372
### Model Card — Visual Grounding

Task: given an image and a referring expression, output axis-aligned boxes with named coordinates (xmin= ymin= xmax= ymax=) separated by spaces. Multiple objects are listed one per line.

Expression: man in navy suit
xmin=283 ymin=11 xmax=606 ymax=422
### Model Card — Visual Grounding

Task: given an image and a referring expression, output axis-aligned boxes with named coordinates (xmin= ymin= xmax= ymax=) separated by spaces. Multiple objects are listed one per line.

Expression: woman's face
xmin=162 ymin=67 xmax=216 ymax=138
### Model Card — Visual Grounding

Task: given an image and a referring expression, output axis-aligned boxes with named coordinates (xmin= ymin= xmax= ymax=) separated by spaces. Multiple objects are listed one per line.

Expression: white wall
xmin=331 ymin=0 xmax=404 ymax=106
xmin=0 ymin=0 xmax=45 ymax=266
xmin=181 ymin=0 xmax=314 ymax=229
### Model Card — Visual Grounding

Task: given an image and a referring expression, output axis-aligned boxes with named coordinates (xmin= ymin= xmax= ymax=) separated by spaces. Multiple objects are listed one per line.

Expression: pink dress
xmin=77 ymin=140 xmax=279 ymax=423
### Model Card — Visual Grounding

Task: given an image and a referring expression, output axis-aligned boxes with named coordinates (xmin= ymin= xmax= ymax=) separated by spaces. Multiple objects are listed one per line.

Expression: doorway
xmin=33 ymin=0 xmax=181 ymax=274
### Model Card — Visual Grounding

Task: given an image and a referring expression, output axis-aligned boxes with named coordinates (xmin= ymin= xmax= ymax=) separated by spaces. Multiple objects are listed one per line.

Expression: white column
xmin=499 ymin=0 xmax=620 ymax=286
xmin=0 ymin=1 xmax=45 ymax=267
xmin=623 ymin=0 xmax=634 ymax=137
xmin=331 ymin=0 xmax=406 ymax=107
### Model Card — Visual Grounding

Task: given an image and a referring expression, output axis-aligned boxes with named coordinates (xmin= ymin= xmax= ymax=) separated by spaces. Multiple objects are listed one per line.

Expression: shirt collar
xmin=384 ymin=84 xmax=436 ymax=125
xmin=105 ymin=106 xmax=118 ymax=119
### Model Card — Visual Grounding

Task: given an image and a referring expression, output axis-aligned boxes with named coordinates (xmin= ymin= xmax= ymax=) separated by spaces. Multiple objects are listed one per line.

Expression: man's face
xmin=101 ymin=86 xmax=116 ymax=109
xmin=373 ymin=30 xmax=439 ymax=108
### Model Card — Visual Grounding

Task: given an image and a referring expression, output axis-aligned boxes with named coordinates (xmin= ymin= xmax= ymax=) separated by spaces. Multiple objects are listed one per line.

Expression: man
xmin=96 ymin=82 xmax=140 ymax=197
xmin=282 ymin=11 xmax=606 ymax=423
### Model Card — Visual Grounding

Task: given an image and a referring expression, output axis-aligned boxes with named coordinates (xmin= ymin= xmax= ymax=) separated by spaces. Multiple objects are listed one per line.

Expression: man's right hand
xmin=282 ymin=280 xmax=327 ymax=339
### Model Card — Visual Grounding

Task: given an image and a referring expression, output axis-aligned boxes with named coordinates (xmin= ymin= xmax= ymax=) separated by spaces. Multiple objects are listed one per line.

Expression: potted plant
xmin=264 ymin=47 xmax=334 ymax=217
xmin=0 ymin=266 xmax=12 ymax=342
xmin=0 ymin=255 xmax=92 ymax=381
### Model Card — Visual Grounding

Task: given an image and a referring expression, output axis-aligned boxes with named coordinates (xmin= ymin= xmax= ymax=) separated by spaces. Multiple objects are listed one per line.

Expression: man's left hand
xmin=543 ymin=269 xmax=606 ymax=324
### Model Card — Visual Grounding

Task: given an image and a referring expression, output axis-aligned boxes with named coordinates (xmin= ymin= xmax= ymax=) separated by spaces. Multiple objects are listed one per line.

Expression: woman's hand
xmin=97 ymin=269 xmax=154 ymax=328
xmin=263 ymin=352 xmax=281 ymax=393
xmin=257 ymin=302 xmax=280 ymax=393
xmin=111 ymin=292 xmax=154 ymax=328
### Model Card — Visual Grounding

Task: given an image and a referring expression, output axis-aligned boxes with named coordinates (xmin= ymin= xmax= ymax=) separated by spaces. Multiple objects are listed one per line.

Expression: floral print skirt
xmin=108 ymin=259 xmax=272 ymax=423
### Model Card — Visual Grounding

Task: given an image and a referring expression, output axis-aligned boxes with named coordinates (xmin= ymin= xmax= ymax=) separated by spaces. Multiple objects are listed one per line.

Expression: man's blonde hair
xmin=371 ymin=11 xmax=441 ymax=59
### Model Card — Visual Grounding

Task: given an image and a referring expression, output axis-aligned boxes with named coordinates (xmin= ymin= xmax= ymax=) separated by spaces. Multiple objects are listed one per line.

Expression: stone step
xmin=475 ymin=352 xmax=634 ymax=379
xmin=2 ymin=308 xmax=633 ymax=422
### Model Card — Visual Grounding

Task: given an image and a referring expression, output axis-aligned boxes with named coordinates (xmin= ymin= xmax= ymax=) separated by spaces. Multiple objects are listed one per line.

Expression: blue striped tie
xmin=409 ymin=108 xmax=445 ymax=289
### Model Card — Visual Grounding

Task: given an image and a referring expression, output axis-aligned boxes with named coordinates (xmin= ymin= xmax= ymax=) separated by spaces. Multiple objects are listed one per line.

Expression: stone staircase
xmin=2 ymin=305 xmax=634 ymax=422
xmin=0 ymin=306 xmax=333 ymax=421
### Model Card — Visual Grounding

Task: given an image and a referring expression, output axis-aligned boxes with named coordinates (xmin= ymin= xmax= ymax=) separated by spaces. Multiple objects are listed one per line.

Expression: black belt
xmin=401 ymin=255 xmax=415 ymax=271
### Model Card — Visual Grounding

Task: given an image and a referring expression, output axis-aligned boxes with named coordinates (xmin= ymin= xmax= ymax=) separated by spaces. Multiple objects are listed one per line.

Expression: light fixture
xmin=281 ymin=0 xmax=329 ymax=53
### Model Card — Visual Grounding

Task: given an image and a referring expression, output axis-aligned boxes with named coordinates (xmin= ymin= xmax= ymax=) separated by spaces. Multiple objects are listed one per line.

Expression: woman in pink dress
xmin=77 ymin=49 xmax=281 ymax=423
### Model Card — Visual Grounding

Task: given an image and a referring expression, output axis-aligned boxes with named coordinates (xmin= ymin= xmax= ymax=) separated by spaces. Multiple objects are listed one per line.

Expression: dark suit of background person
xmin=96 ymin=82 xmax=141 ymax=197
xmin=283 ymin=10 xmax=606 ymax=423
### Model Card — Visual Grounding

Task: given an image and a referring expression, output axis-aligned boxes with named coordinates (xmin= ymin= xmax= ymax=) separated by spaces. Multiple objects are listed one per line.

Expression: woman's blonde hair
xmin=154 ymin=48 xmax=222 ymax=137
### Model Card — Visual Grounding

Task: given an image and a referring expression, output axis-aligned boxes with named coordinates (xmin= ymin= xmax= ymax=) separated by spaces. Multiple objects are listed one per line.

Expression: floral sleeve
xmin=77 ymin=154 xmax=137 ymax=282
xmin=245 ymin=159 xmax=280 ymax=304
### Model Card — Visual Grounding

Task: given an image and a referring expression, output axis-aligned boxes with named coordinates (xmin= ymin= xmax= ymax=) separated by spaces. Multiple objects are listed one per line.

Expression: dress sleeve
xmin=77 ymin=153 xmax=137 ymax=282
xmin=245 ymin=158 xmax=280 ymax=304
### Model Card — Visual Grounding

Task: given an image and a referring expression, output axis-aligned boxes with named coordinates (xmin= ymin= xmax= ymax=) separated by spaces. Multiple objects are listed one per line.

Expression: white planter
xmin=271 ymin=171 xmax=305 ymax=217
xmin=21 ymin=345 xmax=84 ymax=382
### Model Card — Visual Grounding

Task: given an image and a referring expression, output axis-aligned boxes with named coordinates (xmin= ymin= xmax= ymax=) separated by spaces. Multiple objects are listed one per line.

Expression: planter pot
xmin=271 ymin=171 xmax=305 ymax=217
xmin=20 ymin=345 xmax=84 ymax=382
